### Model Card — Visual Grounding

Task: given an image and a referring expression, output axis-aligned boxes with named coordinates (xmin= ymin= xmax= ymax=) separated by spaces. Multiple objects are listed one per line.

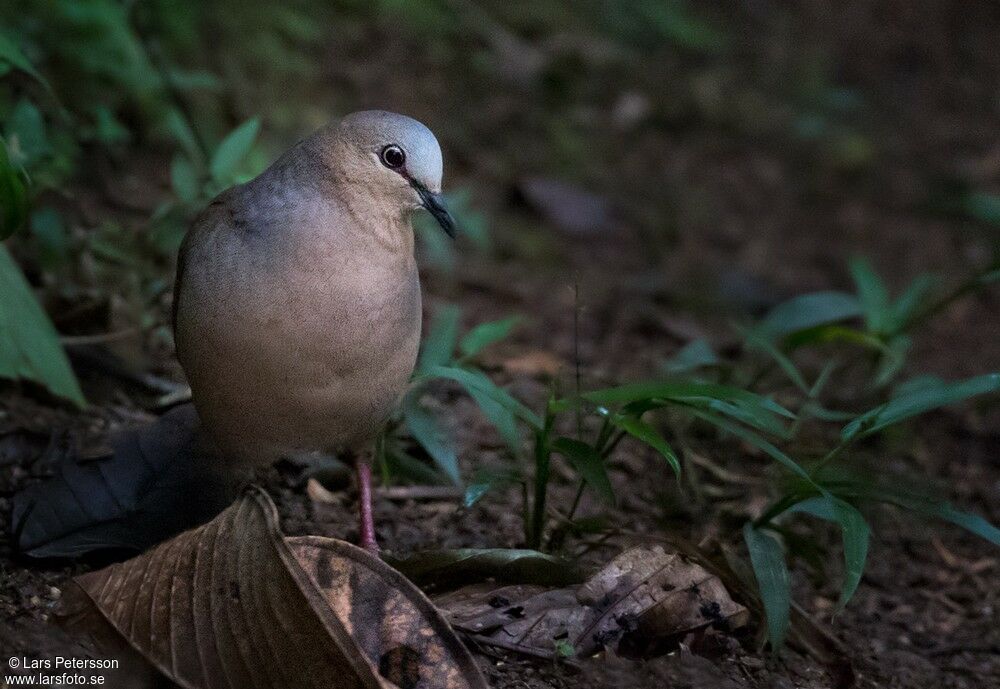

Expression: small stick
xmin=376 ymin=486 xmax=463 ymax=501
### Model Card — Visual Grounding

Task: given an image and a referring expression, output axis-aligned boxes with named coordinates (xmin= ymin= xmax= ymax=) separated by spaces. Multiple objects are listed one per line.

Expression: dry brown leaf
xmin=435 ymin=545 xmax=747 ymax=660
xmin=573 ymin=544 xmax=748 ymax=656
xmin=288 ymin=536 xmax=486 ymax=689
xmin=70 ymin=488 xmax=488 ymax=689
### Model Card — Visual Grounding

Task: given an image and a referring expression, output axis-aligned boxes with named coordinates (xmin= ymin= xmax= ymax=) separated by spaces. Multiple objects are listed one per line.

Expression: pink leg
xmin=355 ymin=462 xmax=379 ymax=554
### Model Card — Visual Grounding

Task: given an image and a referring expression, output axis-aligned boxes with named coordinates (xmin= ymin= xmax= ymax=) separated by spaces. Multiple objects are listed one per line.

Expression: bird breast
xmin=176 ymin=221 xmax=422 ymax=467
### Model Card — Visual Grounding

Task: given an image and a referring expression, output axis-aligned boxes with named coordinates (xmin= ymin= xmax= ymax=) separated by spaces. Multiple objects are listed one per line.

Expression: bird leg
xmin=355 ymin=461 xmax=379 ymax=554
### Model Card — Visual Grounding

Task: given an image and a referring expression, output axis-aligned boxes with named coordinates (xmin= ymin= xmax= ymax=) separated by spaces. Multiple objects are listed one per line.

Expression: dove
xmin=173 ymin=110 xmax=455 ymax=552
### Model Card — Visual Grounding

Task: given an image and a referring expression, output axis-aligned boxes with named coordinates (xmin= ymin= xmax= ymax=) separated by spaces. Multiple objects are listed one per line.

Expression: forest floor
xmin=3 ymin=2 xmax=1000 ymax=688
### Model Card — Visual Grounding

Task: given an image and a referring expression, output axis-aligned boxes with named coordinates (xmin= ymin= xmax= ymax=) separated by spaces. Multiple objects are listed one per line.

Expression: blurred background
xmin=2 ymin=0 xmax=1000 ymax=417
xmin=2 ymin=0 xmax=999 ymax=399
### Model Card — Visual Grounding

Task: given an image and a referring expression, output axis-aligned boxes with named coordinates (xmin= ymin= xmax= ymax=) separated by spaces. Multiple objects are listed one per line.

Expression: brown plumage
xmin=173 ymin=111 xmax=455 ymax=550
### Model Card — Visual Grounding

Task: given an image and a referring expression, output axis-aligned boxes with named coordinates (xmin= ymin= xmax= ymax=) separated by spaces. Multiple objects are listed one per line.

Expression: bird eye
xmin=380 ymin=144 xmax=406 ymax=169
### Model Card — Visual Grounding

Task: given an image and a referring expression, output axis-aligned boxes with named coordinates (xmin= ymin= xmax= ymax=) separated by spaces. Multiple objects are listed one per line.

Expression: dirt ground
xmin=3 ymin=2 xmax=1000 ymax=688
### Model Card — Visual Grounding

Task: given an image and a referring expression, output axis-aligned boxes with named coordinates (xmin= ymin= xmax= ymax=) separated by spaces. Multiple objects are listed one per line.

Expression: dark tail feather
xmin=12 ymin=404 xmax=237 ymax=560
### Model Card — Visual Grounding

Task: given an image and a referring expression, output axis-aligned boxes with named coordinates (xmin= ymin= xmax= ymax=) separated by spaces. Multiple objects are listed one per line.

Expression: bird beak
xmin=411 ymin=180 xmax=456 ymax=238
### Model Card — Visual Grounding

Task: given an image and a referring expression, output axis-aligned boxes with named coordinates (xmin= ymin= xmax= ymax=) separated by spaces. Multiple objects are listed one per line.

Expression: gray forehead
xmin=340 ymin=110 xmax=442 ymax=178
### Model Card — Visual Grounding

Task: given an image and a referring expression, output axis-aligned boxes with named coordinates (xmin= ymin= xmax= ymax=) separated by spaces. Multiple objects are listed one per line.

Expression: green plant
xmin=658 ymin=260 xmax=1000 ymax=649
xmin=430 ymin=259 xmax=1000 ymax=651
xmin=377 ymin=305 xmax=525 ymax=486
xmin=443 ymin=321 xmax=801 ymax=549
xmin=752 ymin=256 xmax=1000 ymax=390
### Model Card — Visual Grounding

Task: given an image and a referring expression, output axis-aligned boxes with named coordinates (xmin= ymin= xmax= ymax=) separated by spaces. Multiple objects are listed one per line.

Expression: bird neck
xmin=334 ymin=182 xmax=417 ymax=258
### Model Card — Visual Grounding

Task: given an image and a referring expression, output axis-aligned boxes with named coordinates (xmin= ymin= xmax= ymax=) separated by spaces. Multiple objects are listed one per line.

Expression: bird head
xmin=332 ymin=110 xmax=456 ymax=237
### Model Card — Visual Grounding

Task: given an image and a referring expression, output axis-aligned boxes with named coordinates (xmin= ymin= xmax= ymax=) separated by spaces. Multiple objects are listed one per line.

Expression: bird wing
xmin=171 ymin=190 xmax=239 ymax=336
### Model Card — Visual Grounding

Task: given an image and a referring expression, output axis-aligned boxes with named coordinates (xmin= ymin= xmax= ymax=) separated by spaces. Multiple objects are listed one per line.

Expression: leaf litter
xmin=433 ymin=544 xmax=747 ymax=661
xmin=62 ymin=487 xmax=488 ymax=689
xmin=58 ymin=486 xmax=749 ymax=686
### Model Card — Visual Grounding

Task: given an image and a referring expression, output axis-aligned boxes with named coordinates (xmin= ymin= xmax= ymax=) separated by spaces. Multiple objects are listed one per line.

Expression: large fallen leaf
xmin=68 ymin=488 xmax=488 ymax=689
xmin=13 ymin=404 xmax=235 ymax=558
xmin=573 ymin=544 xmax=748 ymax=656
xmin=434 ymin=544 xmax=747 ymax=660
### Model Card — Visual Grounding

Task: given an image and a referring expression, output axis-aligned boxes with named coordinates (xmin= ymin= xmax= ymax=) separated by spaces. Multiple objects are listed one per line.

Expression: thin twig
xmin=376 ymin=485 xmax=463 ymax=501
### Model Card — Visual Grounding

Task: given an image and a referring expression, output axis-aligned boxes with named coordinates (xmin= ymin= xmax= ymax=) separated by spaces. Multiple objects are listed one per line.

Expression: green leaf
xmin=789 ymin=496 xmax=870 ymax=610
xmin=464 ymin=468 xmax=520 ymax=508
xmin=384 ymin=548 xmax=583 ymax=588
xmin=170 ymin=155 xmax=200 ymax=205
xmin=935 ymin=506 xmax=1000 ymax=546
xmin=5 ymin=99 xmax=49 ymax=167
xmin=417 ymin=305 xmax=460 ymax=372
xmin=165 ymin=109 xmax=203 ymax=164
xmin=784 ymin=324 xmax=887 ymax=352
xmin=402 ymin=391 xmax=460 ymax=484
xmin=661 ymin=339 xmax=719 ymax=375
xmin=698 ymin=398 xmax=790 ymax=438
xmin=382 ymin=445 xmax=447 ymax=485
xmin=820 ymin=476 xmax=1000 ymax=548
xmin=29 ymin=207 xmax=69 ymax=269
xmin=584 ymin=381 xmax=795 ymax=419
xmin=552 ymin=437 xmax=615 ymax=504
xmin=0 ymin=245 xmax=85 ymax=407
xmin=849 ymin=257 xmax=890 ymax=333
xmin=471 ymin=386 xmax=522 ymax=452
xmin=89 ymin=106 xmax=130 ymax=145
xmin=963 ymin=191 xmax=1000 ymax=226
xmin=427 ymin=365 xmax=542 ymax=430
xmin=0 ymin=33 xmax=50 ymax=89
xmin=691 ymin=409 xmax=813 ymax=482
xmin=611 ymin=414 xmax=680 ymax=476
xmin=842 ymin=373 xmax=1000 ymax=440
xmin=459 ymin=315 xmax=520 ymax=358
xmin=743 ymin=524 xmax=790 ymax=649
xmin=0 ymin=143 xmax=29 ymax=240
xmin=741 ymin=326 xmax=808 ymax=393
xmin=872 ymin=335 xmax=911 ymax=388
xmin=888 ymin=274 xmax=936 ymax=332
xmin=758 ymin=291 xmax=862 ymax=337
xmin=209 ymin=118 xmax=260 ymax=184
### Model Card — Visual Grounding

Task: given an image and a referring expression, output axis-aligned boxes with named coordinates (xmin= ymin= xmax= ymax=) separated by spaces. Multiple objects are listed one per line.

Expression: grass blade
xmin=741 ymin=326 xmax=809 ymax=394
xmin=459 ymin=316 xmax=521 ymax=358
xmin=402 ymin=392 xmax=460 ymax=484
xmin=790 ymin=496 xmax=870 ymax=610
xmin=464 ymin=469 xmax=520 ymax=508
xmin=842 ymin=373 xmax=1000 ymax=440
xmin=849 ymin=256 xmax=890 ymax=334
xmin=743 ymin=524 xmax=790 ymax=649
xmin=661 ymin=339 xmax=719 ymax=375
xmin=417 ymin=305 xmax=460 ymax=373
xmin=584 ymin=381 xmax=795 ymax=419
xmin=611 ymin=415 xmax=680 ymax=476
xmin=690 ymin=409 xmax=813 ymax=482
xmin=935 ymin=506 xmax=1000 ymax=546
xmin=429 ymin=365 xmax=542 ymax=429
xmin=758 ymin=291 xmax=862 ymax=337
